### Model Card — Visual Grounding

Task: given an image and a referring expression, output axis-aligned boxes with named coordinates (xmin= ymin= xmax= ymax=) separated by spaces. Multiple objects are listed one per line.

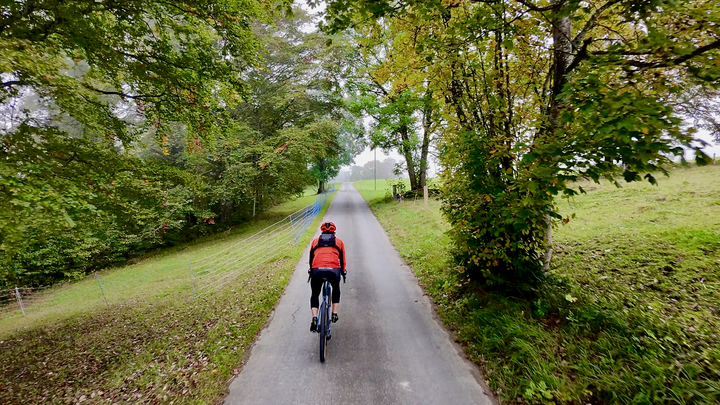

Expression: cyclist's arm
xmin=309 ymin=239 xmax=317 ymax=268
xmin=338 ymin=239 xmax=347 ymax=273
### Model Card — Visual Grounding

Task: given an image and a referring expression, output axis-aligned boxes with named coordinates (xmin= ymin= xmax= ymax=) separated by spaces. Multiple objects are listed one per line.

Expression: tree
xmin=343 ymin=157 xmax=401 ymax=181
xmin=348 ymin=164 xmax=372 ymax=181
xmin=346 ymin=22 xmax=438 ymax=191
xmin=378 ymin=157 xmax=401 ymax=180
xmin=232 ymin=10 xmax=364 ymax=195
xmin=315 ymin=0 xmax=718 ymax=285
xmin=310 ymin=117 xmax=365 ymax=193
xmin=0 ymin=0 xmax=282 ymax=143
xmin=0 ymin=0 xmax=287 ymax=284
xmin=0 ymin=1 xmax=368 ymax=287
xmin=362 ymin=157 xmax=400 ymax=179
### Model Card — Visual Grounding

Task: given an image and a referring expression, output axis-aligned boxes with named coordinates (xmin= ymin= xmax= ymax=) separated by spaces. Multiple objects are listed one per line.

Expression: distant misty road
xmin=225 ymin=183 xmax=495 ymax=405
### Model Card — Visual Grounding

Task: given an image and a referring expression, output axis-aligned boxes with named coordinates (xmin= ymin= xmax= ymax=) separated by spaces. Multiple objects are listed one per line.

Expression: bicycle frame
xmin=318 ymin=278 xmax=332 ymax=362
xmin=323 ymin=279 xmax=332 ymax=336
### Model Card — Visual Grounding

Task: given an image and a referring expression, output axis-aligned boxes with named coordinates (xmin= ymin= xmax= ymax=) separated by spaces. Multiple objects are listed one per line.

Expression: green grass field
xmin=354 ymin=178 xmax=406 ymax=199
xmin=0 ymin=185 xmax=329 ymax=336
xmin=356 ymin=166 xmax=720 ymax=404
xmin=0 ymin=186 xmax=335 ymax=404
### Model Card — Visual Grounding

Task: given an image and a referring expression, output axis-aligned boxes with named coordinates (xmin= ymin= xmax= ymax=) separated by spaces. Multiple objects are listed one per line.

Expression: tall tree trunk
xmin=400 ymin=125 xmax=419 ymax=191
xmin=550 ymin=8 xmax=572 ymax=124
xmin=543 ymin=2 xmax=573 ymax=272
xmin=419 ymin=93 xmax=433 ymax=189
xmin=222 ymin=200 xmax=232 ymax=223
xmin=316 ymin=158 xmax=327 ymax=194
xmin=418 ymin=134 xmax=429 ymax=189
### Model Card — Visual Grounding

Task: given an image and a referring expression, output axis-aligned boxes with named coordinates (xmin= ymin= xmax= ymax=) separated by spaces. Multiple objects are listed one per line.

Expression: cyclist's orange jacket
xmin=309 ymin=236 xmax=346 ymax=272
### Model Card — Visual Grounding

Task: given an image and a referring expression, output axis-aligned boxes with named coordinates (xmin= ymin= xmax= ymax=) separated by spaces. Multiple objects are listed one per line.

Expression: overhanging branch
xmin=573 ymin=0 xmax=623 ymax=48
xmin=2 ymin=80 xmax=25 ymax=88
xmin=83 ymin=84 xmax=166 ymax=100
xmin=595 ymin=38 xmax=720 ymax=69
xmin=515 ymin=0 xmax=554 ymax=12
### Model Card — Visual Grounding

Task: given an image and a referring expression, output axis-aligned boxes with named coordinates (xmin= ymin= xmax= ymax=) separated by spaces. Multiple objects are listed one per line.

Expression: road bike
xmin=317 ymin=276 xmax=333 ymax=362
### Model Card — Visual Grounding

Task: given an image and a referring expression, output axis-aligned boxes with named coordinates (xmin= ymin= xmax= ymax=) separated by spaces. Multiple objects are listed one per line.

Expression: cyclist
xmin=308 ymin=221 xmax=347 ymax=332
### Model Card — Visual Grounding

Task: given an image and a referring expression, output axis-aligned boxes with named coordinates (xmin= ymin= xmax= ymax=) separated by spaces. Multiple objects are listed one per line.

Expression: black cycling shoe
xmin=331 ymin=313 xmax=339 ymax=323
xmin=310 ymin=317 xmax=318 ymax=332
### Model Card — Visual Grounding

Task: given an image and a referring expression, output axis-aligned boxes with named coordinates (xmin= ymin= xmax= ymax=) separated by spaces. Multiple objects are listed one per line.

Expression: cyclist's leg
xmin=310 ymin=276 xmax=322 ymax=318
xmin=330 ymin=270 xmax=341 ymax=315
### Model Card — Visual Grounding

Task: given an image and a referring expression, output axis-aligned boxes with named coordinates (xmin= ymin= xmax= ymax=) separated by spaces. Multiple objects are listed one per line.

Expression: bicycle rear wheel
xmin=319 ymin=301 xmax=328 ymax=362
xmin=319 ymin=281 xmax=331 ymax=363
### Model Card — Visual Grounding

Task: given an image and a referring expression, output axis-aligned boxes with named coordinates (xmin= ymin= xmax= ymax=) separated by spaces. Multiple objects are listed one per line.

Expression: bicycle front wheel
xmin=319 ymin=301 xmax=328 ymax=362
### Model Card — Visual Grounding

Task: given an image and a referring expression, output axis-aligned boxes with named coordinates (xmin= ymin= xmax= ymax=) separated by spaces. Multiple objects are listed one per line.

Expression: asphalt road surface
xmin=225 ymin=183 xmax=495 ymax=405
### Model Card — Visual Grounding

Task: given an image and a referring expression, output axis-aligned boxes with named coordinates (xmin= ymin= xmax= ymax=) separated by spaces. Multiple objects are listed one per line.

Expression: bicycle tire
xmin=319 ymin=301 xmax=327 ymax=362
xmin=319 ymin=281 xmax=331 ymax=363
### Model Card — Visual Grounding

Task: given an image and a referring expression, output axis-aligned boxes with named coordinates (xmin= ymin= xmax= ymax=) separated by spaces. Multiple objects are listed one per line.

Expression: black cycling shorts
xmin=310 ymin=268 xmax=341 ymax=307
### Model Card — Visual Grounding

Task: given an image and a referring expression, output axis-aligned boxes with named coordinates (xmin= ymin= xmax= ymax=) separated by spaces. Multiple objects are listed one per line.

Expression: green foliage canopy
xmin=1 ymin=0 xmax=288 ymax=286
xmin=0 ymin=0 xmax=282 ymax=141
xmin=344 ymin=20 xmax=438 ymax=191
xmin=315 ymin=0 xmax=719 ymax=285
xmin=0 ymin=2 xmax=364 ymax=287
xmin=233 ymin=13 xmax=364 ymax=193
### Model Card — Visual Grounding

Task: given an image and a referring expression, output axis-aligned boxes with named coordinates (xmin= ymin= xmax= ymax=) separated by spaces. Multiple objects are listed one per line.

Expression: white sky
xmin=351 ymin=147 xmax=401 ymax=166
xmin=343 ymin=146 xmax=442 ymax=178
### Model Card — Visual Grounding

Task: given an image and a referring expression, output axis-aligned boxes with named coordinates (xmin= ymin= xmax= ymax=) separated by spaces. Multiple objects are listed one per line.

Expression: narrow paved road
xmin=225 ymin=183 xmax=495 ymax=405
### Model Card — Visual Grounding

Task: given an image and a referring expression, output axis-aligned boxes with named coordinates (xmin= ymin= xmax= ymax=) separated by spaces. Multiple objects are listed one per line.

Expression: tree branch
xmin=515 ymin=0 xmax=554 ymax=12
xmin=111 ymin=48 xmax=193 ymax=72
xmin=595 ymin=38 xmax=720 ymax=69
xmin=573 ymin=0 xmax=623 ymax=48
xmin=565 ymin=38 xmax=591 ymax=74
xmin=2 ymin=81 xmax=25 ymax=88
xmin=83 ymin=85 xmax=166 ymax=100
xmin=368 ymin=74 xmax=389 ymax=96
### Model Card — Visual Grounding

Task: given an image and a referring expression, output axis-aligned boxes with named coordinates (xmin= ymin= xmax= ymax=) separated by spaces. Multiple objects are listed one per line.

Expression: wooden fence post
xmin=423 ymin=186 xmax=429 ymax=211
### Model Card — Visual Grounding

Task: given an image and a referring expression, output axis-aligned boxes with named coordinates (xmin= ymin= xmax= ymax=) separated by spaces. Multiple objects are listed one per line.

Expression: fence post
xmin=290 ymin=213 xmax=299 ymax=245
xmin=14 ymin=287 xmax=25 ymax=316
xmin=95 ymin=272 xmax=109 ymax=309
xmin=424 ymin=186 xmax=429 ymax=211
xmin=190 ymin=262 xmax=197 ymax=301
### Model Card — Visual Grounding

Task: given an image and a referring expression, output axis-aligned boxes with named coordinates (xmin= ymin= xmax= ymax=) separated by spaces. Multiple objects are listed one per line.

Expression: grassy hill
xmin=0 ymin=188 xmax=335 ymax=404
xmin=356 ymin=165 xmax=720 ymax=404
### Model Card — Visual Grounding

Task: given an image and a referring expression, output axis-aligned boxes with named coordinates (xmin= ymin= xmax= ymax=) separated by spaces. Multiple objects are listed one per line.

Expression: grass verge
xmin=0 ymin=189 xmax=335 ymax=404
xmin=354 ymin=166 xmax=720 ymax=405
